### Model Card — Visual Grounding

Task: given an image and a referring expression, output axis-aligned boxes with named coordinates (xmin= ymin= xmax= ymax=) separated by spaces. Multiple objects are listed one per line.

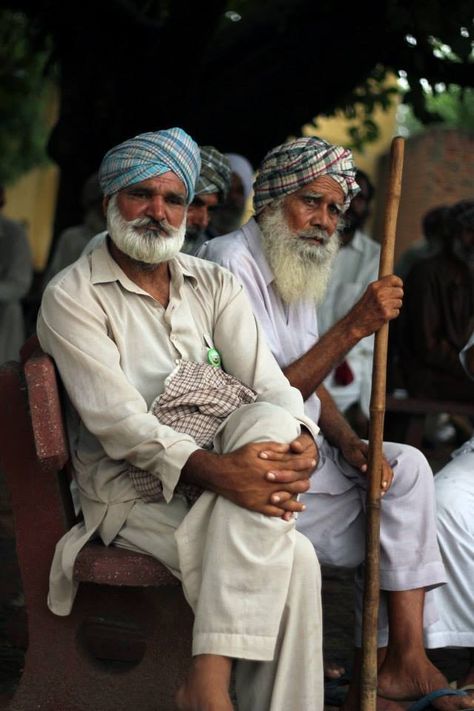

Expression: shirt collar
xmin=90 ymin=234 xmax=198 ymax=293
xmin=242 ymin=218 xmax=275 ymax=287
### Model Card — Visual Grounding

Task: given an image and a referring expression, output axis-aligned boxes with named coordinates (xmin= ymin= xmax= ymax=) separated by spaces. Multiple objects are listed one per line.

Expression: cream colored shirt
xmin=37 ymin=239 xmax=317 ymax=539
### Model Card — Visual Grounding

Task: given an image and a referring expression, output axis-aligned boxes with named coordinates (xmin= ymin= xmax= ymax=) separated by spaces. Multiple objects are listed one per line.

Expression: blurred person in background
xmin=43 ymin=172 xmax=106 ymax=285
xmin=181 ymin=146 xmax=231 ymax=255
xmin=317 ymin=169 xmax=379 ymax=429
xmin=0 ymin=185 xmax=33 ymax=363
xmin=398 ymin=199 xmax=474 ymax=404
xmin=207 ymin=152 xmax=254 ymax=236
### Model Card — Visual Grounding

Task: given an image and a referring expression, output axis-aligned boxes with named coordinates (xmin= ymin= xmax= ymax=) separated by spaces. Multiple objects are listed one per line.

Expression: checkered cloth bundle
xmin=196 ymin=146 xmax=232 ymax=199
xmin=98 ymin=127 xmax=201 ymax=202
xmin=253 ymin=136 xmax=359 ymax=214
xmin=128 ymin=361 xmax=257 ymax=505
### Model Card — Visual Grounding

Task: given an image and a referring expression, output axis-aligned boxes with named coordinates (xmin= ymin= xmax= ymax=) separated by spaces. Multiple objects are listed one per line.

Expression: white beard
xmin=107 ymin=194 xmax=186 ymax=266
xmin=259 ymin=203 xmax=341 ymax=304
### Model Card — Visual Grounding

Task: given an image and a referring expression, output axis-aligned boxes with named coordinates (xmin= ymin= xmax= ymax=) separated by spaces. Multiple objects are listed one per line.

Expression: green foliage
xmin=427 ymin=85 xmax=474 ymax=129
xmin=0 ymin=0 xmax=471 ymax=164
xmin=398 ymin=84 xmax=474 ymax=138
xmin=311 ymin=66 xmax=401 ymax=152
xmin=0 ymin=10 xmax=55 ymax=185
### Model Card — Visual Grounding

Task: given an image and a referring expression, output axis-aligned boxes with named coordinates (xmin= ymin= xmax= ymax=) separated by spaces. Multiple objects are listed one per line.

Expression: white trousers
xmin=297 ymin=438 xmax=446 ymax=646
xmin=424 ymin=449 xmax=474 ymax=649
xmin=115 ymin=402 xmax=324 ymax=711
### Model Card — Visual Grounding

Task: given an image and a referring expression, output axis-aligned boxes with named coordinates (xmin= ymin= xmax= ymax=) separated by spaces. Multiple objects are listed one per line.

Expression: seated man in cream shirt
xmin=37 ymin=127 xmax=323 ymax=711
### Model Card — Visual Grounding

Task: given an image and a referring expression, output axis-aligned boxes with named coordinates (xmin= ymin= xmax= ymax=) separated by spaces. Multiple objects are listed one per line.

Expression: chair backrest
xmin=0 ymin=338 xmax=78 ymax=610
xmin=22 ymin=336 xmax=68 ymax=464
xmin=0 ymin=342 xmax=193 ymax=711
xmin=1 ymin=335 xmax=181 ymax=593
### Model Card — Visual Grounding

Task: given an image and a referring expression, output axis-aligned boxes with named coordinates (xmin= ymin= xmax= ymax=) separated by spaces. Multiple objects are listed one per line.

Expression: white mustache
xmin=298 ymin=229 xmax=330 ymax=243
xmin=130 ymin=217 xmax=172 ymax=236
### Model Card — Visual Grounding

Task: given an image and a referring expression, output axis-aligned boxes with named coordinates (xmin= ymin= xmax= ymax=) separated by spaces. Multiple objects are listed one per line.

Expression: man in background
xmin=317 ymin=168 xmax=379 ymax=425
xmin=181 ymin=145 xmax=231 ymax=255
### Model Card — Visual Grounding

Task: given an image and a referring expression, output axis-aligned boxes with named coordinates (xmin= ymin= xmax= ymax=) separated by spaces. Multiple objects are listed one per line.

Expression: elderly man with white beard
xmin=37 ymin=128 xmax=328 ymax=711
xmin=198 ymin=136 xmax=474 ymax=711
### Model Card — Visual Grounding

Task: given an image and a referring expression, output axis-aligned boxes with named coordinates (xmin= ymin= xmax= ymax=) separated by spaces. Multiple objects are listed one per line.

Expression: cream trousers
xmin=115 ymin=402 xmax=323 ymax=711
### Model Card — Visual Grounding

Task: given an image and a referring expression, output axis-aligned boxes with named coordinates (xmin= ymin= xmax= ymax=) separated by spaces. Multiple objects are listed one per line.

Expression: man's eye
xmin=167 ymin=196 xmax=185 ymax=206
xmin=329 ymin=205 xmax=340 ymax=215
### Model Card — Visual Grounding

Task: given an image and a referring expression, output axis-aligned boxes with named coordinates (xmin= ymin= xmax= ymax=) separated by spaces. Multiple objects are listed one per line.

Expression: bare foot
xmin=176 ymin=654 xmax=233 ymax=711
xmin=325 ymin=659 xmax=347 ymax=681
xmin=377 ymin=653 xmax=474 ymax=710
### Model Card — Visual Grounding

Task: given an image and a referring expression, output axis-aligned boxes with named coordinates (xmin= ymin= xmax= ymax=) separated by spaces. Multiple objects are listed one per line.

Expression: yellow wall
xmin=4 ymin=164 xmax=59 ymax=271
xmin=303 ymin=83 xmax=399 ymax=182
xmin=3 ymin=83 xmax=59 ymax=272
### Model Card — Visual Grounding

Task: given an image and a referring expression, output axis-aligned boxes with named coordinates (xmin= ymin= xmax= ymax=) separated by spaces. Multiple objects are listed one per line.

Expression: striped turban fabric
xmin=253 ymin=136 xmax=359 ymax=214
xmin=98 ymin=127 xmax=201 ymax=203
xmin=195 ymin=146 xmax=232 ymax=199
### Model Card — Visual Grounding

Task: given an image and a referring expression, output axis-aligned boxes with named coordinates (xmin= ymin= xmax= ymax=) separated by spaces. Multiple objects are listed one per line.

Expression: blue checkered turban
xmin=253 ymin=136 xmax=359 ymax=214
xmin=99 ymin=127 xmax=201 ymax=203
xmin=196 ymin=146 xmax=231 ymax=199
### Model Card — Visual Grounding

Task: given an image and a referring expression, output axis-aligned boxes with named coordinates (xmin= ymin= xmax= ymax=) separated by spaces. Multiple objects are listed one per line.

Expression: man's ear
xmin=102 ymin=196 xmax=110 ymax=216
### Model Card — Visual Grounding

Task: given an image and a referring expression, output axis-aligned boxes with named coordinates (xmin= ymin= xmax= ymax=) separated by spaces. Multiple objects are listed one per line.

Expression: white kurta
xmin=199 ymin=219 xmax=447 ymax=645
xmin=424 ymin=332 xmax=474 ymax=650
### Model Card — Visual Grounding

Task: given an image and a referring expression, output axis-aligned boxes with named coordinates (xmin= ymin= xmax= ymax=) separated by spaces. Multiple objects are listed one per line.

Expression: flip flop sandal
xmin=407 ymin=687 xmax=469 ymax=710
xmin=450 ymin=682 xmax=474 ymax=691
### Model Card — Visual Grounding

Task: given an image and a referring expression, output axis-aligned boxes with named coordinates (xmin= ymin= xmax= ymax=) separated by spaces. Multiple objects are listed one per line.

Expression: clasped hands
xmin=215 ymin=430 xmax=318 ymax=521
xmin=183 ymin=430 xmax=318 ymax=521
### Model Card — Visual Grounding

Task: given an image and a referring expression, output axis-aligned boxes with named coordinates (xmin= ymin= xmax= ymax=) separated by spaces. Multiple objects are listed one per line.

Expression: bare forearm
xmin=283 ymin=276 xmax=403 ymax=400
xmin=316 ymin=384 xmax=359 ymax=448
xmin=181 ymin=449 xmax=227 ymax=493
xmin=283 ymin=313 xmax=360 ymax=400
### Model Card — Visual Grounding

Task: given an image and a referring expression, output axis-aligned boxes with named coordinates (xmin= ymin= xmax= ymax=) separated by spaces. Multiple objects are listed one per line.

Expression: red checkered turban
xmin=253 ymin=136 xmax=359 ymax=214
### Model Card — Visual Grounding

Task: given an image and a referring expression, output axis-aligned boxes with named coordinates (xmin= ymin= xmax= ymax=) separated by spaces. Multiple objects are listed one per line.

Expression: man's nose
xmin=310 ymin=206 xmax=330 ymax=231
xmin=146 ymin=196 xmax=166 ymax=222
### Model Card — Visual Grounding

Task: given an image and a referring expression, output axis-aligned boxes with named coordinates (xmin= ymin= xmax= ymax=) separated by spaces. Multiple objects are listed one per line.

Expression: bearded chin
xmin=106 ymin=194 xmax=186 ymax=265
xmin=259 ymin=203 xmax=340 ymax=304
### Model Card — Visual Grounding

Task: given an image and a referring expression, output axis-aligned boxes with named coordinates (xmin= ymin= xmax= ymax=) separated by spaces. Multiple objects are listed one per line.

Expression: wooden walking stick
xmin=360 ymin=136 xmax=405 ymax=711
